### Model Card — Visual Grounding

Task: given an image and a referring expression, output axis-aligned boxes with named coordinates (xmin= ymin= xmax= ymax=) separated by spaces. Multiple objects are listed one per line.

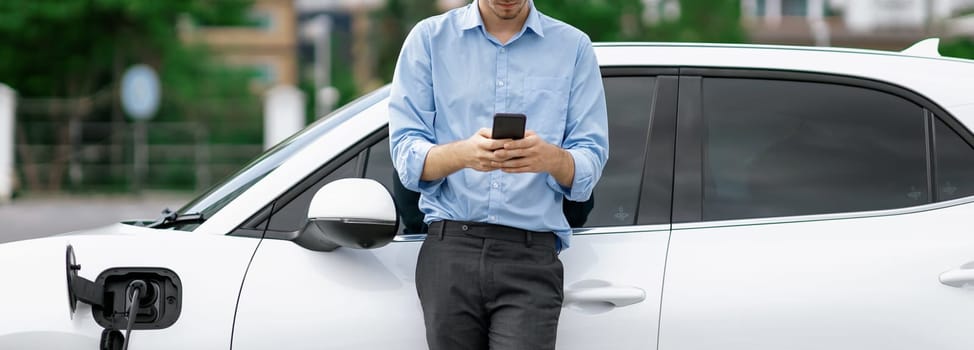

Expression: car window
xmin=586 ymin=76 xmax=657 ymax=227
xmin=178 ymin=87 xmax=389 ymax=231
xmin=935 ymin=118 xmax=974 ymax=201
xmin=700 ymin=78 xmax=928 ymax=221
xmin=365 ymin=137 xmax=394 ymax=191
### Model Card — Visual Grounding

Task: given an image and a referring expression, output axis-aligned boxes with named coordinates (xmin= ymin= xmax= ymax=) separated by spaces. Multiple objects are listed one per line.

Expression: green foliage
xmin=534 ymin=0 xmax=644 ymax=41
xmin=0 ymin=0 xmax=253 ymax=97
xmin=376 ymin=0 xmax=438 ymax=82
xmin=0 ymin=0 xmax=262 ymax=192
xmin=940 ymin=38 xmax=974 ymax=60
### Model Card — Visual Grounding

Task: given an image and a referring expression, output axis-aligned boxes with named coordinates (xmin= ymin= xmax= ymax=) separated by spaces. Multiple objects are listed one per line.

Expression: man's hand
xmin=491 ymin=131 xmax=576 ymax=187
xmin=421 ymin=128 xmax=508 ymax=181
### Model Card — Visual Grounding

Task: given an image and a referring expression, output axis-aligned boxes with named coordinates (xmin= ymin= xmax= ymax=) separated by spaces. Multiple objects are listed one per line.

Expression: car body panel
xmin=0 ymin=224 xmax=258 ymax=349
xmin=659 ymin=198 xmax=974 ymax=349
xmin=232 ymin=226 xmax=670 ymax=349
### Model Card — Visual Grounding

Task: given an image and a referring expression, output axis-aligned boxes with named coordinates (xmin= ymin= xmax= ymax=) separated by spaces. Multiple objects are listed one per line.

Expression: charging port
xmin=92 ymin=268 xmax=182 ymax=330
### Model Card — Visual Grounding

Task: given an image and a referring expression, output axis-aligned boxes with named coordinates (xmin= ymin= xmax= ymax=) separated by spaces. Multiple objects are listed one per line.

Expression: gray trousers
xmin=416 ymin=221 xmax=564 ymax=350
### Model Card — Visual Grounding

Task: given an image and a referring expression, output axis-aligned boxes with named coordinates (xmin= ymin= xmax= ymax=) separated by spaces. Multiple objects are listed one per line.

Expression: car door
xmin=231 ymin=69 xmax=678 ymax=349
xmin=658 ymin=71 xmax=974 ymax=349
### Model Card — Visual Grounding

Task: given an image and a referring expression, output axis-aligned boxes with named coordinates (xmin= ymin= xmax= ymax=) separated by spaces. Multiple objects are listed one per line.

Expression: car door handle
xmin=564 ymin=286 xmax=646 ymax=307
xmin=940 ymin=264 xmax=974 ymax=288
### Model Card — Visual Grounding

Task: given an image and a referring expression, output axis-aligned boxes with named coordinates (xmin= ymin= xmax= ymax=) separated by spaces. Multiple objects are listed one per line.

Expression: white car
xmin=3 ymin=39 xmax=974 ymax=350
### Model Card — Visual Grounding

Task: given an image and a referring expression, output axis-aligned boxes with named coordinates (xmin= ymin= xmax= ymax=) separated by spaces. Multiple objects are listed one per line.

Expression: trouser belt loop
xmin=438 ymin=221 xmax=445 ymax=241
xmin=525 ymin=230 xmax=533 ymax=248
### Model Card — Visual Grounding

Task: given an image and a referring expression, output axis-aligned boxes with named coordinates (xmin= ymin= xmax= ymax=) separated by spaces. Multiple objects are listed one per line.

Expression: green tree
xmin=0 ymin=0 xmax=252 ymax=98
xmin=376 ymin=0 xmax=438 ymax=82
xmin=0 ymin=0 xmax=258 ymax=192
xmin=534 ymin=0 xmax=644 ymax=42
xmin=941 ymin=38 xmax=974 ymax=60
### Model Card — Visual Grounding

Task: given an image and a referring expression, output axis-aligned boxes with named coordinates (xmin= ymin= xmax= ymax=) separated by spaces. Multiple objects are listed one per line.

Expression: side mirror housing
xmin=293 ymin=178 xmax=399 ymax=251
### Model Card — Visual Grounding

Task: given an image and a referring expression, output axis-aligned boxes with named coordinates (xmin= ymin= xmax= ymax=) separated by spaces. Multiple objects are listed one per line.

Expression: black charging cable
xmin=122 ymin=280 xmax=147 ymax=350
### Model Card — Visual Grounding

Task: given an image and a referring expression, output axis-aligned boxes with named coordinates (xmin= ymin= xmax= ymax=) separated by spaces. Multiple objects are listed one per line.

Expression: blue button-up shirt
xmin=388 ymin=0 xmax=608 ymax=249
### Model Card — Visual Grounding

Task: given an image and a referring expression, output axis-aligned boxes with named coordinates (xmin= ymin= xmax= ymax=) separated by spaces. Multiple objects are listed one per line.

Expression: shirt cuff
xmin=397 ymin=141 xmax=443 ymax=196
xmin=547 ymin=148 xmax=595 ymax=201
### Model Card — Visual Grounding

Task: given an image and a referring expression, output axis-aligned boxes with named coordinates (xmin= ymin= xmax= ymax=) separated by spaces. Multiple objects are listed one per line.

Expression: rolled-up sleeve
xmin=388 ymin=21 xmax=444 ymax=196
xmin=546 ymin=34 xmax=609 ymax=202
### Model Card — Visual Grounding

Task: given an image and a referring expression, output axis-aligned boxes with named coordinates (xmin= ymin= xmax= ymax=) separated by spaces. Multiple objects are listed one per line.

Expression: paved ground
xmin=0 ymin=192 xmax=194 ymax=244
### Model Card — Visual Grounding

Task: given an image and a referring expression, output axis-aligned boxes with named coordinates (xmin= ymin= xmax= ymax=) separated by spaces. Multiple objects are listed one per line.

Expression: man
xmin=388 ymin=0 xmax=608 ymax=348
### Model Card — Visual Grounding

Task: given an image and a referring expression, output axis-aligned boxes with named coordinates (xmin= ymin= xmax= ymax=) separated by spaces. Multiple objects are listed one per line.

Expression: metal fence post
xmin=264 ymin=85 xmax=305 ymax=150
xmin=0 ymin=84 xmax=14 ymax=203
xmin=195 ymin=124 xmax=210 ymax=192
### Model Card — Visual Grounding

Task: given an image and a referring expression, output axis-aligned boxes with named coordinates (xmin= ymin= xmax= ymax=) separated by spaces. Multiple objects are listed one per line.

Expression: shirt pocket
xmin=523 ymin=76 xmax=570 ymax=144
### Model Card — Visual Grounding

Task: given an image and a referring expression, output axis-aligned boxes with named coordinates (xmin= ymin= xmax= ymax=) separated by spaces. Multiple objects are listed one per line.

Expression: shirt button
xmin=491 ymin=182 xmax=499 ymax=189
xmin=497 ymin=80 xmax=505 ymax=87
xmin=500 ymin=47 xmax=506 ymax=53
xmin=489 ymin=216 xmax=497 ymax=221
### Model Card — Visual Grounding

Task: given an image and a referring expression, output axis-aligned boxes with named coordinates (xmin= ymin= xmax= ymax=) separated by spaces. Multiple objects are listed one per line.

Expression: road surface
xmin=0 ymin=192 xmax=193 ymax=243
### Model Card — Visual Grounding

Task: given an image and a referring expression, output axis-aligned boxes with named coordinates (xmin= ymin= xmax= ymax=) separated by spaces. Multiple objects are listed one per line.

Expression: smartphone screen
xmin=492 ymin=113 xmax=526 ymax=140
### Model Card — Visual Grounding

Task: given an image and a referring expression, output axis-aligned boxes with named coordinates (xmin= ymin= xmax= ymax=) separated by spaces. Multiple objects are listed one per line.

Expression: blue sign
xmin=121 ymin=64 xmax=161 ymax=121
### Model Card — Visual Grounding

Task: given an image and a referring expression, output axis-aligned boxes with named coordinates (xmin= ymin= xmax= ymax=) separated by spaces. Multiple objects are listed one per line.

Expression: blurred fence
xmin=14 ymin=94 xmax=264 ymax=194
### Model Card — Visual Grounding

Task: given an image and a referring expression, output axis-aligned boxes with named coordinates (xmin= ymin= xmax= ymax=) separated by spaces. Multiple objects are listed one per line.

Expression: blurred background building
xmin=738 ymin=0 xmax=974 ymax=49
xmin=180 ymin=0 xmax=299 ymax=92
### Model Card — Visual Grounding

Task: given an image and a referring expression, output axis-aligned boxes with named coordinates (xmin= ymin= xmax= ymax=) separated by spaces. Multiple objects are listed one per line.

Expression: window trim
xmin=636 ymin=74 xmax=678 ymax=226
xmin=674 ymin=67 xmax=964 ymax=224
xmin=671 ymin=194 xmax=974 ymax=231
xmin=925 ymin=109 xmax=938 ymax=202
xmin=599 ymin=68 xmax=678 ymax=227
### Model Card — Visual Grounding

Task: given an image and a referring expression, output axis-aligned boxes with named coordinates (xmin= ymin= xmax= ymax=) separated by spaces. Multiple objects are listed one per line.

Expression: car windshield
xmin=171 ymin=86 xmax=391 ymax=231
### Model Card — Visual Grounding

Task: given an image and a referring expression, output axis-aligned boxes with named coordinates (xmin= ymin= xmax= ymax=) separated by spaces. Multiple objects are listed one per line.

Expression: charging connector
xmin=122 ymin=280 xmax=147 ymax=350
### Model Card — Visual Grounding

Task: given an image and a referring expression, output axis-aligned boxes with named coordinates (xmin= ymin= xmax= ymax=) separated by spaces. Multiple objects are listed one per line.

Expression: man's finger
xmin=478 ymin=138 xmax=506 ymax=151
xmin=505 ymin=134 xmax=541 ymax=150
xmin=494 ymin=148 xmax=525 ymax=160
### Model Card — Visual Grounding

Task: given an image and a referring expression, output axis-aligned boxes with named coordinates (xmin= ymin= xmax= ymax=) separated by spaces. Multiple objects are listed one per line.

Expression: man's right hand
xmin=421 ymin=128 xmax=512 ymax=181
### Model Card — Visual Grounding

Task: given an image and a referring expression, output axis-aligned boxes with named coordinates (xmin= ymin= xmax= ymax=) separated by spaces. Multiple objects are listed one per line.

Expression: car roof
xmin=593 ymin=40 xmax=974 ymax=64
xmin=592 ymin=41 xmax=974 ymax=127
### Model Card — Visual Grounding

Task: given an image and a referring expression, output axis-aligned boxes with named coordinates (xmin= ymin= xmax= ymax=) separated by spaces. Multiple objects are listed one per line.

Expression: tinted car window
xmin=935 ymin=118 xmax=974 ymax=201
xmin=586 ymin=76 xmax=656 ymax=227
xmin=701 ymin=78 xmax=928 ymax=220
xmin=365 ymin=137 xmax=394 ymax=191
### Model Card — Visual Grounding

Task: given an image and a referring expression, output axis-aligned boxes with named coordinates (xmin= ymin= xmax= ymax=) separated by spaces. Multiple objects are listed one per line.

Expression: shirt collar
xmin=458 ymin=0 xmax=545 ymax=38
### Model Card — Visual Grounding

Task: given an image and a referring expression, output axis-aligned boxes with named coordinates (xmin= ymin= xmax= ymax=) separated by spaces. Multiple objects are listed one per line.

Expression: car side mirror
xmin=293 ymin=178 xmax=399 ymax=252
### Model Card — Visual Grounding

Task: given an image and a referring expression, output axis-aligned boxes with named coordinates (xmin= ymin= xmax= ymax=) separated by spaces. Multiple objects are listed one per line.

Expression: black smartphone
xmin=492 ymin=113 xmax=526 ymax=140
